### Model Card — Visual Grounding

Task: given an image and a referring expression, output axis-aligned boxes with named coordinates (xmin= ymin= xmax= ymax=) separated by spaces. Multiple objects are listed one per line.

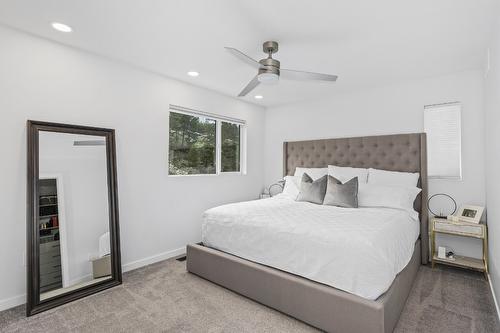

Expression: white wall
xmin=39 ymin=132 xmax=110 ymax=285
xmin=0 ymin=26 xmax=266 ymax=309
xmin=265 ymin=70 xmax=486 ymax=259
xmin=484 ymin=14 xmax=500 ymax=307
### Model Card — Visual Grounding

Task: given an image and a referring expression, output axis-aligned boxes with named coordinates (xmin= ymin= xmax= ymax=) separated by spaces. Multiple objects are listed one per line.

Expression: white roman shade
xmin=423 ymin=102 xmax=462 ymax=179
xmin=169 ymin=104 xmax=246 ymax=125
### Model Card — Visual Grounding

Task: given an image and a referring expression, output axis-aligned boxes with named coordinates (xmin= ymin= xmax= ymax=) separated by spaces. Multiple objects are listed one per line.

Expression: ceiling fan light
xmin=258 ymin=72 xmax=279 ymax=85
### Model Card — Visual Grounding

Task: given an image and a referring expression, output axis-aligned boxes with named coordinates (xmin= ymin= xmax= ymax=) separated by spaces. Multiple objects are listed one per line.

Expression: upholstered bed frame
xmin=187 ymin=133 xmax=428 ymax=333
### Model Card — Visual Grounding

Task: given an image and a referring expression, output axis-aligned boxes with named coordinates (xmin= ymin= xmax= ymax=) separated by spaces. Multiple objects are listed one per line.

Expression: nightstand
xmin=430 ymin=217 xmax=488 ymax=279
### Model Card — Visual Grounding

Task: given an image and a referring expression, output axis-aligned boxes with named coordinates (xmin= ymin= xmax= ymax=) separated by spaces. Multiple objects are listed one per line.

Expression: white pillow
xmin=280 ymin=175 xmax=301 ymax=200
xmin=294 ymin=167 xmax=328 ymax=181
xmin=328 ymin=165 xmax=368 ymax=183
xmin=368 ymin=168 xmax=419 ymax=187
xmin=358 ymin=183 xmax=421 ymax=215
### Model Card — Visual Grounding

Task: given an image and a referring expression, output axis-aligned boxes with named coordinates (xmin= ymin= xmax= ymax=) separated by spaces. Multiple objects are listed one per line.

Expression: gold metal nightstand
xmin=430 ymin=217 xmax=488 ymax=279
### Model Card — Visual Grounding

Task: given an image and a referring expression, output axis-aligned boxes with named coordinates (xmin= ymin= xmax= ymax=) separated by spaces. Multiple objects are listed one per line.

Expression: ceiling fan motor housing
xmin=259 ymin=41 xmax=280 ymax=83
xmin=258 ymin=58 xmax=280 ymax=83
xmin=259 ymin=58 xmax=280 ymax=76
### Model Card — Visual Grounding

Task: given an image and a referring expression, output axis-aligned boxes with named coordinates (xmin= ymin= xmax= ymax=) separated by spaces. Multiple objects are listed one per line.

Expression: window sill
xmin=219 ymin=172 xmax=245 ymax=176
xmin=168 ymin=173 xmax=217 ymax=178
xmin=167 ymin=172 xmax=246 ymax=178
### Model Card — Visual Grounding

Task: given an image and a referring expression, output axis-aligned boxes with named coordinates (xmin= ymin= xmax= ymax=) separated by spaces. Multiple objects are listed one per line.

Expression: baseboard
xmin=0 ymin=246 xmax=186 ymax=312
xmin=122 ymin=246 xmax=186 ymax=272
xmin=0 ymin=294 xmax=25 ymax=312
xmin=488 ymin=274 xmax=500 ymax=322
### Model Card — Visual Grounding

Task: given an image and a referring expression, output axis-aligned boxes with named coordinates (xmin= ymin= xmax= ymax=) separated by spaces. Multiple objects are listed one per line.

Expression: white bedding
xmin=202 ymin=195 xmax=420 ymax=300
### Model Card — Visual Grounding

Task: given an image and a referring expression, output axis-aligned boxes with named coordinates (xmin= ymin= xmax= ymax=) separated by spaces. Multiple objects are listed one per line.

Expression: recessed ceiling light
xmin=51 ymin=22 xmax=72 ymax=33
xmin=187 ymin=71 xmax=199 ymax=77
xmin=254 ymin=95 xmax=263 ymax=99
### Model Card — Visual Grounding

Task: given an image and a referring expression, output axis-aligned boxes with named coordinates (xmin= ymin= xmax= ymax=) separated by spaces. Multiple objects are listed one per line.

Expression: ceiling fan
xmin=225 ymin=41 xmax=338 ymax=97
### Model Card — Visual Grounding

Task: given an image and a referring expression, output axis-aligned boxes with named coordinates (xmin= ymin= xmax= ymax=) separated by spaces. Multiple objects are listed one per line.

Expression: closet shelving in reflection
xmin=38 ymin=181 xmax=62 ymax=293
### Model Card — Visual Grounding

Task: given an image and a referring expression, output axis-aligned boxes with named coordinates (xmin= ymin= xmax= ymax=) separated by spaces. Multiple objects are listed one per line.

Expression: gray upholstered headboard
xmin=283 ymin=133 xmax=428 ymax=264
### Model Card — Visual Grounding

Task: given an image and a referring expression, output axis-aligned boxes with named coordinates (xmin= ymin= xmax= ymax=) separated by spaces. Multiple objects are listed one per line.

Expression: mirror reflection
xmin=38 ymin=131 xmax=112 ymax=300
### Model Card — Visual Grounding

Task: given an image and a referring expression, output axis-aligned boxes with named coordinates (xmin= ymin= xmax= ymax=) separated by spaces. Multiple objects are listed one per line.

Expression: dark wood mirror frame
xmin=26 ymin=120 xmax=122 ymax=316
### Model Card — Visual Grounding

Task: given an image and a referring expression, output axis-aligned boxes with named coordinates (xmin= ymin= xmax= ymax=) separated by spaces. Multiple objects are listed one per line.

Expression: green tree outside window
xmin=169 ymin=112 xmax=216 ymax=175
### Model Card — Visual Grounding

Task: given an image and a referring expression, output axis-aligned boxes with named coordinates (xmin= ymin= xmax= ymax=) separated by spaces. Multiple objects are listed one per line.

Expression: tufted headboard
xmin=283 ymin=133 xmax=428 ymax=264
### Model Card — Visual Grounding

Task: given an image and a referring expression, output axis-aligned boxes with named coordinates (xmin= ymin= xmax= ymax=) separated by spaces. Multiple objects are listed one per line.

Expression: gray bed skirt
xmin=187 ymin=239 xmax=421 ymax=333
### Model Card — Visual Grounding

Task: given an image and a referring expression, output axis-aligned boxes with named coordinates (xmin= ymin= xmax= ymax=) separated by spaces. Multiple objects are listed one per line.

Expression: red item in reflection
xmin=52 ymin=216 xmax=58 ymax=227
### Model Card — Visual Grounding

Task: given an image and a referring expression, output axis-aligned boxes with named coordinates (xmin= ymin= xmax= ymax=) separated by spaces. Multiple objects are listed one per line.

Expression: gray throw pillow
xmin=323 ymin=176 xmax=359 ymax=208
xmin=296 ymin=173 xmax=328 ymax=204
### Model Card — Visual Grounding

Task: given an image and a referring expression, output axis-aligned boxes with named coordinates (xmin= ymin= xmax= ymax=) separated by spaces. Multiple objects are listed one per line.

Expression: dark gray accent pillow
xmin=323 ymin=176 xmax=359 ymax=208
xmin=296 ymin=173 xmax=328 ymax=204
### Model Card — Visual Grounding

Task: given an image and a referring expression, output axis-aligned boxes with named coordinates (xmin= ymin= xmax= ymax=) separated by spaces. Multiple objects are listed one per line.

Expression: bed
xmin=187 ymin=133 xmax=428 ymax=333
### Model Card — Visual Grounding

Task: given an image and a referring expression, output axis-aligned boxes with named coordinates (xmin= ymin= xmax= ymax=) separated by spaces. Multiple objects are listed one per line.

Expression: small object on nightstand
xmin=446 ymin=250 xmax=455 ymax=260
xmin=438 ymin=246 xmax=446 ymax=259
xmin=427 ymin=193 xmax=457 ymax=219
xmin=268 ymin=180 xmax=285 ymax=197
xmin=430 ymin=216 xmax=488 ymax=279
xmin=455 ymin=204 xmax=485 ymax=224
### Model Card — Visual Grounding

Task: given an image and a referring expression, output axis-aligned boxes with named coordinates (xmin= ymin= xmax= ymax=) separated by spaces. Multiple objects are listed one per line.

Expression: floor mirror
xmin=26 ymin=120 xmax=121 ymax=316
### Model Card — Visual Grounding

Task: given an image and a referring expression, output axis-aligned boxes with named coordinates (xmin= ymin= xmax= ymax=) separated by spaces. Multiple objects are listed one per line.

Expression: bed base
xmin=186 ymin=240 xmax=421 ymax=333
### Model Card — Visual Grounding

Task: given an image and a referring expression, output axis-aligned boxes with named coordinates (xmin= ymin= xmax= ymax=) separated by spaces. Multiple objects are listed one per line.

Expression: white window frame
xmin=423 ymin=101 xmax=462 ymax=180
xmin=168 ymin=104 xmax=246 ymax=176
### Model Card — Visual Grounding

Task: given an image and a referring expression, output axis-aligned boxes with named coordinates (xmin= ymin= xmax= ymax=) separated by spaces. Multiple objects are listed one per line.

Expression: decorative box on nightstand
xmin=430 ymin=217 xmax=488 ymax=279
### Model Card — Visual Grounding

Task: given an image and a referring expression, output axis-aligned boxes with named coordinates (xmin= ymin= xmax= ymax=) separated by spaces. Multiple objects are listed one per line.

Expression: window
xmin=424 ymin=102 xmax=462 ymax=179
xmin=168 ymin=105 xmax=245 ymax=175
xmin=221 ymin=122 xmax=241 ymax=172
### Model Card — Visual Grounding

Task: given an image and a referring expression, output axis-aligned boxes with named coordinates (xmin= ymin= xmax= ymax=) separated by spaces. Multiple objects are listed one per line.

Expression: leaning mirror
xmin=27 ymin=121 xmax=121 ymax=316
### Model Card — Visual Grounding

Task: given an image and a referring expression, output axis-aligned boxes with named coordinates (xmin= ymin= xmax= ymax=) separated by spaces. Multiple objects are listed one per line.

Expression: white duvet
xmin=202 ymin=195 xmax=420 ymax=300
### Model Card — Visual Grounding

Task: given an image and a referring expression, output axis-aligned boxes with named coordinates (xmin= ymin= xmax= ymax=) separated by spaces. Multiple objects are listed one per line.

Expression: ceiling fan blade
xmin=225 ymin=47 xmax=262 ymax=69
xmin=280 ymin=69 xmax=338 ymax=82
xmin=73 ymin=140 xmax=106 ymax=146
xmin=238 ymin=76 xmax=260 ymax=97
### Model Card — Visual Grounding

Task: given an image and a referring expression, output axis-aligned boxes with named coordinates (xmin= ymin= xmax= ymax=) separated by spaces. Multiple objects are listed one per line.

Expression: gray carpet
xmin=1 ymin=257 xmax=498 ymax=332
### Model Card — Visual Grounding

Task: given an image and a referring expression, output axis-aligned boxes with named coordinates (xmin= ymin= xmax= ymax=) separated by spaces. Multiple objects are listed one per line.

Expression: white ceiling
xmin=0 ymin=0 xmax=497 ymax=107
